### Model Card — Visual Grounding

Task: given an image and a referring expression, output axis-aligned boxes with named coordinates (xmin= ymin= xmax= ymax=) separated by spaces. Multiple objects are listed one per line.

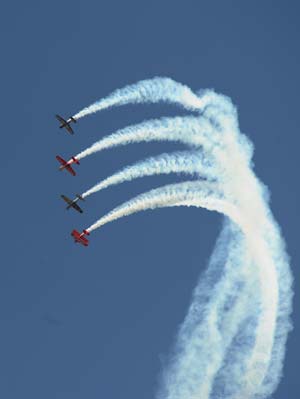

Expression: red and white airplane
xmin=56 ymin=155 xmax=80 ymax=176
xmin=71 ymin=229 xmax=90 ymax=247
xmin=55 ymin=114 xmax=77 ymax=135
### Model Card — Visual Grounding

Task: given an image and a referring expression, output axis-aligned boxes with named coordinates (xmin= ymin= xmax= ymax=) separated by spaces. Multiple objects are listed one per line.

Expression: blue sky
xmin=0 ymin=1 xmax=299 ymax=398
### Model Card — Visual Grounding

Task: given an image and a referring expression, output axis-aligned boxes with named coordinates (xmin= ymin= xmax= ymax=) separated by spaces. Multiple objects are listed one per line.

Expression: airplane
xmin=55 ymin=114 xmax=77 ymax=134
xmin=61 ymin=194 xmax=84 ymax=213
xmin=71 ymin=229 xmax=90 ymax=247
xmin=56 ymin=155 xmax=80 ymax=176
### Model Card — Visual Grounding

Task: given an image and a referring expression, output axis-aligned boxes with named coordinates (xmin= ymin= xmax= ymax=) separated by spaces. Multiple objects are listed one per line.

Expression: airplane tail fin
xmin=72 ymin=157 xmax=80 ymax=165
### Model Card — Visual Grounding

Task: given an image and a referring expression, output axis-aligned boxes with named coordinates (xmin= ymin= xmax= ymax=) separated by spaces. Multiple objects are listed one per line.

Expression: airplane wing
xmin=80 ymin=237 xmax=89 ymax=246
xmin=72 ymin=203 xmax=83 ymax=213
xmin=65 ymin=125 xmax=74 ymax=135
xmin=65 ymin=165 xmax=76 ymax=176
xmin=56 ymin=155 xmax=66 ymax=166
xmin=61 ymin=195 xmax=72 ymax=205
xmin=55 ymin=114 xmax=65 ymax=125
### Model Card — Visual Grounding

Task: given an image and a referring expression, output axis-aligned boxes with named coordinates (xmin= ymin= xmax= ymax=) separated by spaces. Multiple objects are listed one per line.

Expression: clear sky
xmin=0 ymin=1 xmax=299 ymax=398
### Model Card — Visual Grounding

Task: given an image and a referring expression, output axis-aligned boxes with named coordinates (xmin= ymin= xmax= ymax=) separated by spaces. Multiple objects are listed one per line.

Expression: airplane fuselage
xmin=61 ymin=117 xmax=76 ymax=128
xmin=68 ymin=198 xmax=79 ymax=206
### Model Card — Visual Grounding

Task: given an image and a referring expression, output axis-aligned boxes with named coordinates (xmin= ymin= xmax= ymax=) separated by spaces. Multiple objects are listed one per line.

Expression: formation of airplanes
xmin=56 ymin=114 xmax=90 ymax=246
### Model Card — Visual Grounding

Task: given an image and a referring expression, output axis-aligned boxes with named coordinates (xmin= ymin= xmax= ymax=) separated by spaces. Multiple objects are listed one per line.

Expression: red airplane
xmin=71 ymin=229 xmax=90 ymax=247
xmin=56 ymin=155 xmax=80 ymax=176
xmin=55 ymin=114 xmax=77 ymax=134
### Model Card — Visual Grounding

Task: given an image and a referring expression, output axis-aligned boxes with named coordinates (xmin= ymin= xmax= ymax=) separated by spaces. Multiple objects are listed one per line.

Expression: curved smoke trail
xmin=75 ymin=116 xmax=219 ymax=160
xmin=76 ymin=78 xmax=292 ymax=399
xmin=82 ymin=151 xmax=217 ymax=199
xmin=73 ymin=77 xmax=210 ymax=119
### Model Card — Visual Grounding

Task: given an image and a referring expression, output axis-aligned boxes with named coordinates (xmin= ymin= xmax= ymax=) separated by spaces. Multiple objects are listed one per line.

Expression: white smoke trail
xmin=87 ymin=181 xmax=229 ymax=231
xmin=73 ymin=77 xmax=212 ymax=120
xmin=82 ymin=151 xmax=217 ymax=199
xmin=77 ymin=78 xmax=292 ymax=399
xmin=87 ymin=181 xmax=284 ymax=399
xmin=75 ymin=116 xmax=219 ymax=160
xmin=86 ymin=180 xmax=266 ymax=399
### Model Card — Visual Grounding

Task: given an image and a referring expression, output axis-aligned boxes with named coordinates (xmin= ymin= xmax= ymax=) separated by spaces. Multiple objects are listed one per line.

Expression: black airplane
xmin=55 ymin=114 xmax=77 ymax=134
xmin=61 ymin=194 xmax=84 ymax=213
